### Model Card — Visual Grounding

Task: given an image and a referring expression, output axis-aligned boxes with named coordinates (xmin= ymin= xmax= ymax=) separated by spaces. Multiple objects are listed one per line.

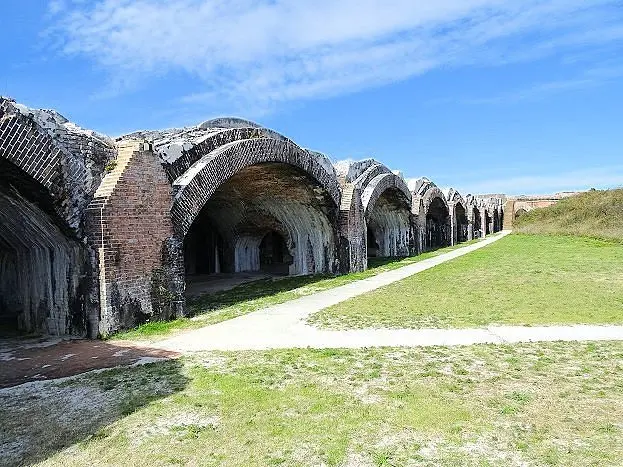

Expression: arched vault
xmin=171 ymin=137 xmax=341 ymax=237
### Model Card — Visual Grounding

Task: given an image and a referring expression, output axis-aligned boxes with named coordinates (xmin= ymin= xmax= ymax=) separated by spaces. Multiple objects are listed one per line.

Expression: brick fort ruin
xmin=0 ymin=98 xmax=507 ymax=337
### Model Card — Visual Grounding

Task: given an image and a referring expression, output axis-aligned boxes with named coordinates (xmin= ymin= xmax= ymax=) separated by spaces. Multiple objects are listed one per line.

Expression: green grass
xmin=113 ymin=241 xmax=478 ymax=341
xmin=4 ymin=341 xmax=623 ymax=466
xmin=309 ymin=234 xmax=623 ymax=329
xmin=514 ymin=188 xmax=623 ymax=240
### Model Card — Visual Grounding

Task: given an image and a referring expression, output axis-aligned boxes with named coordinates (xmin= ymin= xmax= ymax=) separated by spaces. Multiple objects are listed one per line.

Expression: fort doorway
xmin=426 ymin=197 xmax=450 ymax=250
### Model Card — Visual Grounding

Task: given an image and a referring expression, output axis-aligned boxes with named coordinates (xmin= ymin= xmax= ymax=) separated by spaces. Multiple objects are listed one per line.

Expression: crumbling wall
xmin=0 ymin=97 xmax=115 ymax=336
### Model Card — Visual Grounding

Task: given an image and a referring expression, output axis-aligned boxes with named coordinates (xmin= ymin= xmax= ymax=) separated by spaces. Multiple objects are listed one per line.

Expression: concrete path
xmin=153 ymin=231 xmax=617 ymax=352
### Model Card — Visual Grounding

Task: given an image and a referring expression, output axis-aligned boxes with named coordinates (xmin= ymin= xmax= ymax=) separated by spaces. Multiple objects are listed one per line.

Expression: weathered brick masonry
xmin=0 ymin=98 xmax=114 ymax=336
xmin=86 ymin=140 xmax=184 ymax=336
xmin=0 ymin=99 xmax=505 ymax=337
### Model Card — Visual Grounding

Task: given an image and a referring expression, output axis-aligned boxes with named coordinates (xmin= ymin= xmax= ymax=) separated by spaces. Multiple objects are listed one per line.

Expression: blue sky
xmin=2 ymin=0 xmax=623 ymax=195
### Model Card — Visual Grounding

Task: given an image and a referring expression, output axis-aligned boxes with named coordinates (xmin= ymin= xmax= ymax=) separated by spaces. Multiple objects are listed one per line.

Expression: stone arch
xmin=361 ymin=171 xmax=412 ymax=258
xmin=414 ymin=180 xmax=451 ymax=251
xmin=172 ymin=137 xmax=340 ymax=236
xmin=446 ymin=188 xmax=468 ymax=245
xmin=1 ymin=98 xmax=115 ymax=233
xmin=361 ymin=173 xmax=412 ymax=216
xmin=484 ymin=208 xmax=493 ymax=235
xmin=173 ymin=137 xmax=341 ymax=279
xmin=515 ymin=208 xmax=529 ymax=219
xmin=1 ymin=100 xmax=76 ymax=233
xmin=0 ymin=98 xmax=115 ymax=336
xmin=471 ymin=204 xmax=483 ymax=239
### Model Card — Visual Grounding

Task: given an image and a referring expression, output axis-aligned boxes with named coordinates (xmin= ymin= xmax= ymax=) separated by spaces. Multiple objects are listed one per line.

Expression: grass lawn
xmin=2 ymin=341 xmax=622 ymax=466
xmin=309 ymin=234 xmax=623 ymax=330
xmin=112 ymin=241 xmax=479 ymax=341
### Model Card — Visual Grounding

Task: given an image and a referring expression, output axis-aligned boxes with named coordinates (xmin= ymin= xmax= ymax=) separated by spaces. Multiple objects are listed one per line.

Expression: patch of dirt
xmin=0 ymin=337 xmax=179 ymax=388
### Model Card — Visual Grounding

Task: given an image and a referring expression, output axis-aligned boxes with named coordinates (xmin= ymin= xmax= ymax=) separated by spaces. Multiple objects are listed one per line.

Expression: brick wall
xmin=87 ymin=141 xmax=184 ymax=336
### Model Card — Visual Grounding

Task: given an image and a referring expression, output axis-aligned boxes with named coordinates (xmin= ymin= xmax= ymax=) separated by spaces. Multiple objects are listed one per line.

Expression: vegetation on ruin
xmin=514 ymin=188 xmax=623 ymax=241
xmin=3 ymin=341 xmax=622 ymax=466
xmin=310 ymin=234 xmax=623 ymax=329
xmin=112 ymin=241 xmax=478 ymax=341
xmin=104 ymin=159 xmax=118 ymax=172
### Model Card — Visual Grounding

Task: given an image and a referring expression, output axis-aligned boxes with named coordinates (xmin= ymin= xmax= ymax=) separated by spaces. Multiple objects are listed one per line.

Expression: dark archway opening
xmin=515 ymin=208 xmax=528 ymax=220
xmin=183 ymin=162 xmax=337 ymax=297
xmin=259 ymin=231 xmax=291 ymax=275
xmin=426 ymin=197 xmax=450 ymax=251
xmin=366 ymin=226 xmax=380 ymax=258
xmin=184 ymin=217 xmax=225 ymax=275
xmin=367 ymin=187 xmax=411 ymax=258
xmin=493 ymin=209 xmax=500 ymax=232
xmin=485 ymin=211 xmax=492 ymax=235
xmin=455 ymin=203 xmax=468 ymax=243
xmin=0 ymin=159 xmax=85 ymax=337
xmin=472 ymin=207 xmax=482 ymax=238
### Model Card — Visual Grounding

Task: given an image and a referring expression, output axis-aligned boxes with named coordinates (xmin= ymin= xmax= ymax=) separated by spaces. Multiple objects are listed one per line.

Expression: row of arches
xmin=0 ymin=101 xmax=506 ymax=336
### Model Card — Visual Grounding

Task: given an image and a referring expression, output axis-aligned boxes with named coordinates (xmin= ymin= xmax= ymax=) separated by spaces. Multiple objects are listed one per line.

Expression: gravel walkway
xmin=150 ymin=231 xmax=615 ymax=352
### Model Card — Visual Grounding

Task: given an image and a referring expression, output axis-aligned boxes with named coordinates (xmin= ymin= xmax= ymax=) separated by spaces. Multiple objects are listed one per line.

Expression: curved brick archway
xmin=361 ymin=172 xmax=412 ymax=216
xmin=172 ymin=137 xmax=341 ymax=237
xmin=446 ymin=188 xmax=468 ymax=245
xmin=414 ymin=181 xmax=451 ymax=252
xmin=173 ymin=138 xmax=341 ymax=277
xmin=361 ymin=172 xmax=412 ymax=258
xmin=0 ymin=98 xmax=115 ymax=336
xmin=0 ymin=98 xmax=115 ymax=233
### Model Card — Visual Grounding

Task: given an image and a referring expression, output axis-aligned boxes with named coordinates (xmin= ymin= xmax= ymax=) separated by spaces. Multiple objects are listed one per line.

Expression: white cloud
xmin=48 ymin=0 xmax=67 ymax=15
xmin=48 ymin=0 xmax=623 ymax=108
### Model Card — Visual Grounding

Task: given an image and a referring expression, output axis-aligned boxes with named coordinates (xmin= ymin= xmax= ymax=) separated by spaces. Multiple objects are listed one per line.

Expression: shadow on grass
xmin=112 ymin=246 xmax=477 ymax=340
xmin=188 ymin=274 xmax=331 ymax=311
xmin=188 ymin=256 xmax=415 ymax=313
xmin=0 ymin=359 xmax=189 ymax=466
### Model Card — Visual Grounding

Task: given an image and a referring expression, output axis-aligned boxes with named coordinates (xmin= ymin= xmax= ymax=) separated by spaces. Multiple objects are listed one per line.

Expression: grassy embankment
xmin=514 ymin=188 xmax=623 ymax=241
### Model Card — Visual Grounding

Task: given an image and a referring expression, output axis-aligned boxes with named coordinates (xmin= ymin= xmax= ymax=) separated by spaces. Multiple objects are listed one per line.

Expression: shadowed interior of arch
xmin=426 ymin=197 xmax=450 ymax=251
xmin=472 ymin=207 xmax=482 ymax=238
xmin=0 ymin=159 xmax=84 ymax=337
xmin=455 ymin=203 xmax=468 ymax=243
xmin=367 ymin=187 xmax=411 ymax=258
xmin=183 ymin=162 xmax=337 ymax=297
xmin=515 ymin=208 xmax=528 ymax=219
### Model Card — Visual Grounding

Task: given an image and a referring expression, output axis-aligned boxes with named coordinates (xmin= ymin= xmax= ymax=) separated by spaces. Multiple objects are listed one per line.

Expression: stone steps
xmin=93 ymin=140 xmax=143 ymax=201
